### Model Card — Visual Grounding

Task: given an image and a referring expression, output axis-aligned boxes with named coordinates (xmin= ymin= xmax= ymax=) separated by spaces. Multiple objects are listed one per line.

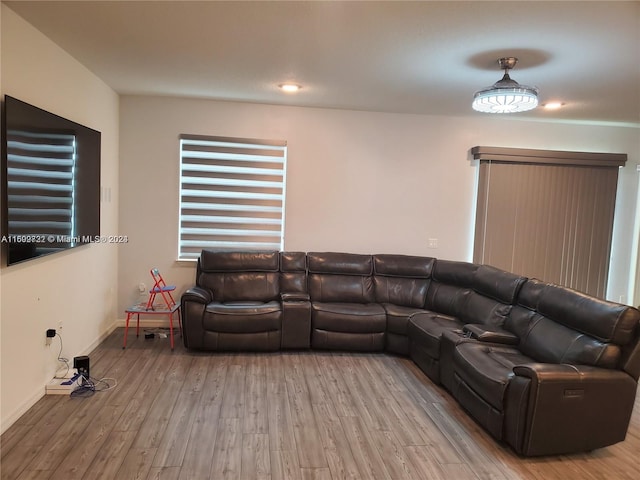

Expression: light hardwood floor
xmin=2 ymin=328 xmax=640 ymax=480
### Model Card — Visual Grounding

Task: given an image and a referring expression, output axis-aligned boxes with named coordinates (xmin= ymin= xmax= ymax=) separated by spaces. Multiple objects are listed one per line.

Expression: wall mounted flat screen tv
xmin=1 ymin=95 xmax=101 ymax=265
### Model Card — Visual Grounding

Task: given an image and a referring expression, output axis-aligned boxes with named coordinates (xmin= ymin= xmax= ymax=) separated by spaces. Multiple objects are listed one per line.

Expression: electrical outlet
xmin=138 ymin=283 xmax=146 ymax=293
xmin=428 ymin=238 xmax=439 ymax=249
xmin=46 ymin=328 xmax=56 ymax=346
xmin=57 ymin=320 xmax=63 ymax=331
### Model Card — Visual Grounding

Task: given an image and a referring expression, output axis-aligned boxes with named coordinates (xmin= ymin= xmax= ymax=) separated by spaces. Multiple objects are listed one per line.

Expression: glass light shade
xmin=472 ymin=73 xmax=539 ymax=113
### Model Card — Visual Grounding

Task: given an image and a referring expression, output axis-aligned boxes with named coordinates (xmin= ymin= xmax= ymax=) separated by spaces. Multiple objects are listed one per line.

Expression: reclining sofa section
xmin=181 ymin=250 xmax=640 ymax=457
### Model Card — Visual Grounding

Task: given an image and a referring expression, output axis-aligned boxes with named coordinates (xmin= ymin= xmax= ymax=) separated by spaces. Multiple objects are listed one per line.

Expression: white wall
xmin=0 ymin=6 xmax=119 ymax=432
xmin=118 ymin=95 xmax=639 ymax=314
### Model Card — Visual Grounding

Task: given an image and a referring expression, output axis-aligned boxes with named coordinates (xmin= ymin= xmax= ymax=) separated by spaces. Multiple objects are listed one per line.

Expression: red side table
xmin=123 ymin=302 xmax=181 ymax=350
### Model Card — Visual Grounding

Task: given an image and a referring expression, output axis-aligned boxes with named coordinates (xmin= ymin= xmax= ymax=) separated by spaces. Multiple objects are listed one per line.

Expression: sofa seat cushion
xmin=453 ymin=342 xmax=533 ymax=411
xmin=408 ymin=312 xmax=464 ymax=359
xmin=312 ymin=302 xmax=386 ymax=333
xmin=384 ymin=304 xmax=427 ymax=335
xmin=204 ymin=301 xmax=281 ymax=333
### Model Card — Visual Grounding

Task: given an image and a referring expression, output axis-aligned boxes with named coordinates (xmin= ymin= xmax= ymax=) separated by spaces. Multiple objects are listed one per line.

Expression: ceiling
xmin=4 ymin=1 xmax=640 ymax=125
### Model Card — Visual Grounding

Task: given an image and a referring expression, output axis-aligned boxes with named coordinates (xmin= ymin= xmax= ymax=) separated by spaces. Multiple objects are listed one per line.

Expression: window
xmin=472 ymin=146 xmax=626 ymax=298
xmin=178 ymin=134 xmax=287 ymax=260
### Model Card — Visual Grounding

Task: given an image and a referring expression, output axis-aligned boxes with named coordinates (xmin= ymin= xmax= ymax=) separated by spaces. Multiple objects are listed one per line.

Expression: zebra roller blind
xmin=472 ymin=146 xmax=626 ymax=298
xmin=178 ymin=134 xmax=287 ymax=260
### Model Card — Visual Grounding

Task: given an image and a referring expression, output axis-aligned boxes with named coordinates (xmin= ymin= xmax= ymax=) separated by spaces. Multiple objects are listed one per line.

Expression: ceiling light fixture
xmin=472 ymin=57 xmax=539 ymax=114
xmin=279 ymin=83 xmax=301 ymax=93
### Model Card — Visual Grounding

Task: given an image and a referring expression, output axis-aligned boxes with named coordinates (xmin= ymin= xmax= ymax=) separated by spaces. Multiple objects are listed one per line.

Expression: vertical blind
xmin=179 ymin=134 xmax=287 ymax=260
xmin=472 ymin=147 xmax=626 ymax=298
xmin=6 ymin=129 xmax=76 ymax=251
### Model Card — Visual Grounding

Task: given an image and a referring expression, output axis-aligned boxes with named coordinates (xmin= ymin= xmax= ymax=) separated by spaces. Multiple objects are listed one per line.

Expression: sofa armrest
xmin=506 ymin=362 xmax=637 ymax=456
xmin=513 ymin=362 xmax=634 ymax=382
xmin=281 ymin=292 xmax=310 ymax=302
xmin=463 ymin=324 xmax=519 ymax=345
xmin=180 ymin=286 xmax=213 ymax=350
xmin=181 ymin=286 xmax=213 ymax=305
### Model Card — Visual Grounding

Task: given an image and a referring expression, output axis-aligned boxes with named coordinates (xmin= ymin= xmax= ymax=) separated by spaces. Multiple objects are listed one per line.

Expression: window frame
xmin=178 ymin=134 xmax=287 ymax=261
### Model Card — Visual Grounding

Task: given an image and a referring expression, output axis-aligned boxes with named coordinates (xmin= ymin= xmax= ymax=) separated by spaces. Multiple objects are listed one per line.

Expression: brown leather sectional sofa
xmin=181 ymin=250 xmax=640 ymax=457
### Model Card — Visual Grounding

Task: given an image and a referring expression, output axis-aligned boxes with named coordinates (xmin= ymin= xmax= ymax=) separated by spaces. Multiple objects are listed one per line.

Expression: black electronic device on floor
xmin=73 ymin=355 xmax=90 ymax=379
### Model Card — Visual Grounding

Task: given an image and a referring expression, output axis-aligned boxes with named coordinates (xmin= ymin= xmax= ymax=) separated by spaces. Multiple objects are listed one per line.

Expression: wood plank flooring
xmin=2 ymin=328 xmax=640 ymax=479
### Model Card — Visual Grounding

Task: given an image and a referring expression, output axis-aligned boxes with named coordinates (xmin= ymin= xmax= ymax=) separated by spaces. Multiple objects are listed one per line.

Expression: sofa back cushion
xmin=463 ymin=265 xmax=527 ymax=326
xmin=197 ymin=250 xmax=280 ymax=302
xmin=308 ymin=252 xmax=375 ymax=303
xmin=473 ymin=265 xmax=527 ymax=304
xmin=507 ymin=305 xmax=622 ymax=369
xmin=280 ymin=251 xmax=307 ymax=294
xmin=373 ymin=254 xmax=435 ymax=308
xmin=425 ymin=260 xmax=476 ymax=317
xmin=426 ymin=260 xmax=503 ymax=325
xmin=426 ymin=261 xmax=526 ymax=327
xmin=459 ymin=292 xmax=514 ymax=327
xmin=517 ymin=279 xmax=637 ymax=344
xmin=506 ymin=279 xmax=640 ymax=370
